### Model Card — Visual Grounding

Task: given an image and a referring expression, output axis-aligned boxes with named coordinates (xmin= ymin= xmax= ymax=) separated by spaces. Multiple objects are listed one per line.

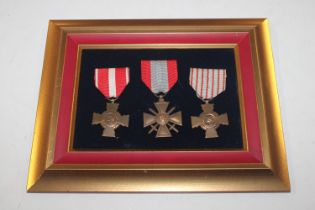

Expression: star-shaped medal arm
xmin=143 ymin=99 xmax=182 ymax=138
xmin=92 ymin=102 xmax=129 ymax=137
xmin=191 ymin=103 xmax=229 ymax=138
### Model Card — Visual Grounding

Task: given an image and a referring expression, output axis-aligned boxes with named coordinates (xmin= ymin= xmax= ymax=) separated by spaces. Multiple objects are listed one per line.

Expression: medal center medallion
xmin=156 ymin=113 xmax=169 ymax=125
xmin=201 ymin=113 xmax=217 ymax=129
xmin=102 ymin=112 xmax=118 ymax=128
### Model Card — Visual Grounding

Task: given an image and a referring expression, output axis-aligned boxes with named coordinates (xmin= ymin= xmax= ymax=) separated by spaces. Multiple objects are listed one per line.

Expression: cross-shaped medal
xmin=92 ymin=103 xmax=129 ymax=137
xmin=191 ymin=103 xmax=229 ymax=138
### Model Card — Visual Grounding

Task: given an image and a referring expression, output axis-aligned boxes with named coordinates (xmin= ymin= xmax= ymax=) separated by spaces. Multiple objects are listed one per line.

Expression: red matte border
xmin=54 ymin=32 xmax=262 ymax=164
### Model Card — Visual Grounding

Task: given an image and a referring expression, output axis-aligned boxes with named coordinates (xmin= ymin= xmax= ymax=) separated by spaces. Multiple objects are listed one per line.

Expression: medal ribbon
xmin=94 ymin=67 xmax=130 ymax=99
xmin=141 ymin=60 xmax=178 ymax=94
xmin=189 ymin=68 xmax=227 ymax=100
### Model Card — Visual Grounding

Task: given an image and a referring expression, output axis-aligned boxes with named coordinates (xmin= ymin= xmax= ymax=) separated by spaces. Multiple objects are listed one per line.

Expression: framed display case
xmin=27 ymin=19 xmax=290 ymax=192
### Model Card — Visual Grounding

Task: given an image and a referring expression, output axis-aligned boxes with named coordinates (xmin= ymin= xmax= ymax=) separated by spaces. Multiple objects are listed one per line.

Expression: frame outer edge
xmin=27 ymin=169 xmax=287 ymax=192
xmin=27 ymin=21 xmax=62 ymax=191
xmin=256 ymin=19 xmax=290 ymax=191
xmin=49 ymin=19 xmax=267 ymax=27
xmin=27 ymin=19 xmax=291 ymax=192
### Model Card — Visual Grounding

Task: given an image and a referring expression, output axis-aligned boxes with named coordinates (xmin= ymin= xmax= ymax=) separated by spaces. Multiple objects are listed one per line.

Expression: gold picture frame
xmin=27 ymin=19 xmax=290 ymax=192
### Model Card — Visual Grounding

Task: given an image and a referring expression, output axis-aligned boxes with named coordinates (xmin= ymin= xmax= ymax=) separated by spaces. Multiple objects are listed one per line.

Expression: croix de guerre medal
xmin=189 ymin=68 xmax=229 ymax=138
xmin=141 ymin=60 xmax=182 ymax=138
xmin=92 ymin=67 xmax=130 ymax=137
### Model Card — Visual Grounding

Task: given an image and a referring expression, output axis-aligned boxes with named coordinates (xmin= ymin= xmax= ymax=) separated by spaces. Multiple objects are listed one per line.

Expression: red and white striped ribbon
xmin=94 ymin=67 xmax=130 ymax=99
xmin=141 ymin=60 xmax=178 ymax=94
xmin=189 ymin=68 xmax=227 ymax=100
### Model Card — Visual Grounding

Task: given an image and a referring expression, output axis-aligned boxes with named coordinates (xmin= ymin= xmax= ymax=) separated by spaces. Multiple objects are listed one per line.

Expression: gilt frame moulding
xmin=27 ymin=19 xmax=290 ymax=192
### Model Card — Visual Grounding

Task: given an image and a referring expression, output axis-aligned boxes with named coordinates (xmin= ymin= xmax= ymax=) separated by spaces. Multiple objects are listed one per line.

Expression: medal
xmin=189 ymin=68 xmax=229 ymax=138
xmin=141 ymin=60 xmax=182 ymax=138
xmin=92 ymin=67 xmax=130 ymax=137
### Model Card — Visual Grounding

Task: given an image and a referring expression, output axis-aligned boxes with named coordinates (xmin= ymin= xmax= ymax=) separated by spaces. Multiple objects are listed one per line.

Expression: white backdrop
xmin=0 ymin=0 xmax=314 ymax=209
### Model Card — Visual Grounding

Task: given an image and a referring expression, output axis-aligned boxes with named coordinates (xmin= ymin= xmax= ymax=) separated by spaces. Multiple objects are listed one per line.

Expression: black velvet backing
xmin=72 ymin=48 xmax=243 ymax=150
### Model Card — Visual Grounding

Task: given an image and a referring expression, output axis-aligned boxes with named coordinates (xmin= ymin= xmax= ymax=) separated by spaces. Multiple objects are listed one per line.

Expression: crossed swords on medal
xmin=143 ymin=97 xmax=182 ymax=138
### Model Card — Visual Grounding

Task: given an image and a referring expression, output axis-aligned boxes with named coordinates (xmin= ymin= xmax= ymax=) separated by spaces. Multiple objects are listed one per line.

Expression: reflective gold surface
xmin=27 ymin=19 xmax=290 ymax=192
xmin=27 ymin=21 xmax=63 ymax=190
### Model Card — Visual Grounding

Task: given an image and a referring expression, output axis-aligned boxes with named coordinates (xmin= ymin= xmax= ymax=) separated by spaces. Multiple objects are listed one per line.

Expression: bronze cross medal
xmin=92 ymin=103 xmax=129 ymax=137
xmin=141 ymin=59 xmax=182 ymax=138
xmin=92 ymin=67 xmax=130 ymax=138
xmin=191 ymin=103 xmax=229 ymax=138
xmin=189 ymin=68 xmax=229 ymax=138
xmin=144 ymin=97 xmax=182 ymax=138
